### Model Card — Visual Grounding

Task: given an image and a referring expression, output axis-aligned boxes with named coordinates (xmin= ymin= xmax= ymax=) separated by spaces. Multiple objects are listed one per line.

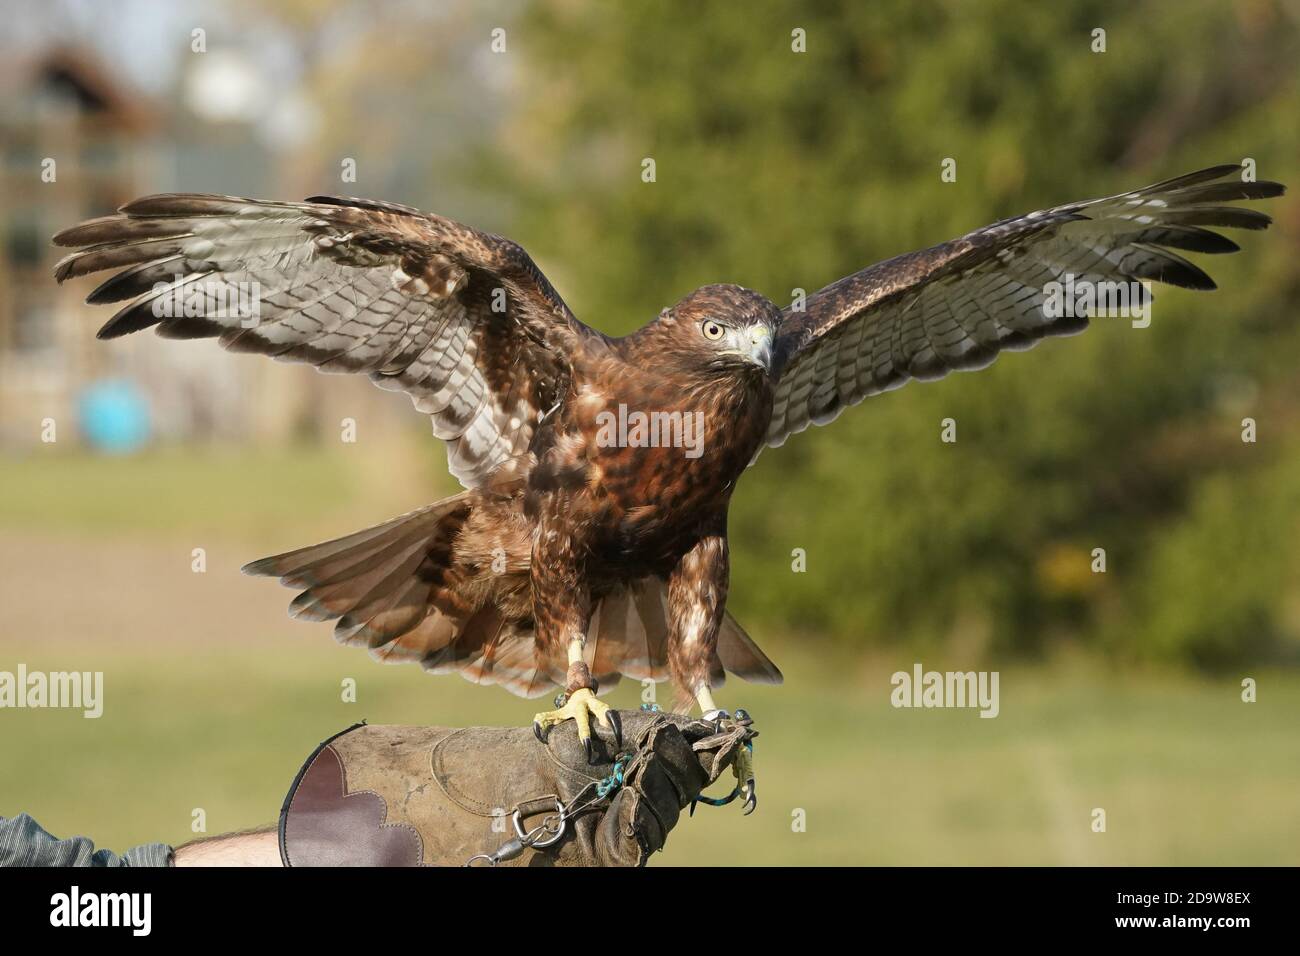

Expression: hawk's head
xmin=638 ymin=284 xmax=779 ymax=377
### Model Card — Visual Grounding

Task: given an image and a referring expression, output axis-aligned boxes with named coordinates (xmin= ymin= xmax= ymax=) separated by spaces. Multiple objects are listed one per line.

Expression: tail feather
xmin=246 ymin=497 xmax=783 ymax=701
xmin=588 ymin=579 xmax=783 ymax=694
xmin=285 ymin=539 xmax=428 ymax=623
xmin=335 ymin=571 xmax=437 ymax=647
xmin=420 ymin=610 xmax=558 ymax=698
xmin=242 ymin=495 xmax=469 ymax=582
xmin=588 ymin=582 xmax=670 ymax=687
xmin=370 ymin=611 xmax=457 ymax=665
xmin=243 ymin=493 xmax=474 ymax=646
xmin=291 ymin=515 xmax=455 ymax=591
xmin=246 ymin=493 xmax=557 ymax=698
xmin=717 ymin=612 xmax=784 ymax=685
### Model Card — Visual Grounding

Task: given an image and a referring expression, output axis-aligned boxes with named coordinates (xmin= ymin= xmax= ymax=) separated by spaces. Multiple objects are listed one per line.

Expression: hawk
xmin=54 ymin=165 xmax=1282 ymax=763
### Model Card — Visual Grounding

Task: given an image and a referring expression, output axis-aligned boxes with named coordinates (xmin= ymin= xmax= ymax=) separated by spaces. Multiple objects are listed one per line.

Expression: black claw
xmin=584 ymin=736 xmax=594 ymax=764
xmin=689 ymin=800 xmax=697 ymax=817
xmin=742 ymin=780 xmax=757 ymax=816
xmin=608 ymin=709 xmax=622 ymax=749
xmin=533 ymin=721 xmax=548 ymax=743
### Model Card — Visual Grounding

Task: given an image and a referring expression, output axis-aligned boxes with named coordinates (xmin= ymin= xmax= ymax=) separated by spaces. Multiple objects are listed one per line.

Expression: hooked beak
xmin=744 ymin=324 xmax=773 ymax=371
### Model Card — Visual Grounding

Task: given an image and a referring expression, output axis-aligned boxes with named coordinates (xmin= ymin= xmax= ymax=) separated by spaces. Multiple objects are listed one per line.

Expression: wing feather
xmin=767 ymin=165 xmax=1283 ymax=449
xmin=54 ymin=193 xmax=598 ymax=489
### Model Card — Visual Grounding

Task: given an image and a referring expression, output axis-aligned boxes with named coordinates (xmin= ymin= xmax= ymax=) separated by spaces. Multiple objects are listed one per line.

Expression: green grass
xmin=2 ymin=446 xmax=1297 ymax=864
xmin=2 ymin=640 xmax=1296 ymax=865
xmin=0 ymin=444 xmax=361 ymax=544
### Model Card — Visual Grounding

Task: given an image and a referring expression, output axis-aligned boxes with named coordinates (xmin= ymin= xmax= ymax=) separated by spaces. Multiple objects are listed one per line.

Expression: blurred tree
xmin=480 ymin=0 xmax=1300 ymax=668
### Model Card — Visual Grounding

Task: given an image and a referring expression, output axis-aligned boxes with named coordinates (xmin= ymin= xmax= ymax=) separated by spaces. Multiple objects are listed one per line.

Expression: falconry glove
xmin=279 ymin=709 xmax=756 ymax=867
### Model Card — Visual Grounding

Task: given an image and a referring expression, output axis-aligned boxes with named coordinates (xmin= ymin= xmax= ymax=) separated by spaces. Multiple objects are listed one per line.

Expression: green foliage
xmin=1139 ymin=449 xmax=1300 ymax=668
xmin=488 ymin=0 xmax=1300 ymax=668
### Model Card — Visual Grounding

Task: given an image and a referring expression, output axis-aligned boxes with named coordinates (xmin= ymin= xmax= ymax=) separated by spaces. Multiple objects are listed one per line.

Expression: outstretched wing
xmin=767 ymin=165 xmax=1284 ymax=448
xmin=53 ymin=194 xmax=597 ymax=489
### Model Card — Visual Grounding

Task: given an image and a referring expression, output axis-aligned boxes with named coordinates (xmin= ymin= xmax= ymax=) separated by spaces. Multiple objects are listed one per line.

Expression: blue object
xmin=78 ymin=380 xmax=151 ymax=453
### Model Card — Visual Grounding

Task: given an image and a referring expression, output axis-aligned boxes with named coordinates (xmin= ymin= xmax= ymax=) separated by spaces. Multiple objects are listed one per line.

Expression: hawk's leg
xmin=695 ymin=685 xmax=722 ymax=718
xmin=667 ymin=529 xmax=755 ymax=808
xmin=694 ymin=684 xmax=757 ymax=815
xmin=532 ymin=638 xmax=621 ymax=763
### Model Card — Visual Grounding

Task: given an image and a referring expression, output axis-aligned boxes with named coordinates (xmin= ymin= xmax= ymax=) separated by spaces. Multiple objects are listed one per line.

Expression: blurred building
xmin=0 ymin=47 xmax=162 ymax=447
xmin=0 ymin=44 xmax=381 ymax=452
xmin=1 ymin=38 xmax=468 ymax=459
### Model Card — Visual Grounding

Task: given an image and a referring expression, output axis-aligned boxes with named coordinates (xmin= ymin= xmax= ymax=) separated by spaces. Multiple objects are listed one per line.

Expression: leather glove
xmin=278 ymin=709 xmax=756 ymax=866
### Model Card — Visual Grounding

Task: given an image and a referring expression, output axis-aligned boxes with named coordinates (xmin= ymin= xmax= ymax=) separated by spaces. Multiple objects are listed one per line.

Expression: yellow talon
xmin=532 ymin=688 xmax=620 ymax=762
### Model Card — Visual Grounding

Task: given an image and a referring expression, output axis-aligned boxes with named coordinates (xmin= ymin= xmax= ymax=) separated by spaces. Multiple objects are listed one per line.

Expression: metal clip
xmin=512 ymin=798 xmax=567 ymax=849
xmin=466 ymin=837 xmax=527 ymax=866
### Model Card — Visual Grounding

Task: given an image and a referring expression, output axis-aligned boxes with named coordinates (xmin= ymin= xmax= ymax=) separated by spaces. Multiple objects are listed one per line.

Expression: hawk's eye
xmin=701 ymin=320 xmax=725 ymax=341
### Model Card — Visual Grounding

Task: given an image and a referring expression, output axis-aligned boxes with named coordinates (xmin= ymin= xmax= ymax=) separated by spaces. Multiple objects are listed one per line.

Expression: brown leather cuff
xmin=564 ymin=661 xmax=598 ymax=695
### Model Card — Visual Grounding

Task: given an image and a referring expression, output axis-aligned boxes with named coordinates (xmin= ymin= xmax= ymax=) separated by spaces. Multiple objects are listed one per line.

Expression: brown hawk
xmin=53 ymin=165 xmax=1282 ymax=767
